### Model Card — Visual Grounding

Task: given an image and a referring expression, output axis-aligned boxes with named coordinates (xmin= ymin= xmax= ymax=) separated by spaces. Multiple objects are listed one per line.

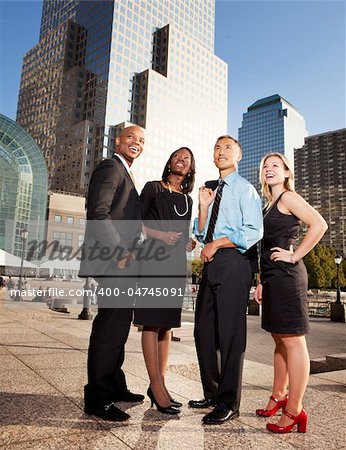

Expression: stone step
xmin=310 ymin=353 xmax=346 ymax=374
xmin=310 ymin=357 xmax=330 ymax=374
xmin=326 ymin=353 xmax=346 ymax=371
xmin=48 ymin=297 xmax=76 ymax=313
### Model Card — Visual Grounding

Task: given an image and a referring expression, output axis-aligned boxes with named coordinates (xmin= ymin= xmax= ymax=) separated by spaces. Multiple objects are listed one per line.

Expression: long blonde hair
xmin=259 ymin=153 xmax=295 ymax=203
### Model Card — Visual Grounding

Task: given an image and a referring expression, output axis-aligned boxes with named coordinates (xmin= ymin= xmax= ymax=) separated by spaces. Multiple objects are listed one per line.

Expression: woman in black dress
xmin=134 ymin=147 xmax=196 ymax=414
xmin=254 ymin=153 xmax=327 ymax=433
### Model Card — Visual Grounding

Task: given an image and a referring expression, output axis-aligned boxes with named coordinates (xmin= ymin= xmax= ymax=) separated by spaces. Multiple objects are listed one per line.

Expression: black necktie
xmin=205 ymin=180 xmax=225 ymax=243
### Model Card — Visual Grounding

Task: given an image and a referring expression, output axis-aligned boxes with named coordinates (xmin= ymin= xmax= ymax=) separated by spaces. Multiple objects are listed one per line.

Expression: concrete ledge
xmin=49 ymin=298 xmax=77 ymax=309
xmin=326 ymin=353 xmax=346 ymax=370
xmin=311 ymin=353 xmax=346 ymax=374
xmin=310 ymin=358 xmax=331 ymax=374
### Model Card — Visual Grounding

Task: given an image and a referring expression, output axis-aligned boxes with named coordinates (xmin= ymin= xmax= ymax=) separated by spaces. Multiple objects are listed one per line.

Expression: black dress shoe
xmin=188 ymin=398 xmax=217 ymax=409
xmin=202 ymin=402 xmax=239 ymax=425
xmin=84 ymin=402 xmax=130 ymax=422
xmin=115 ymin=390 xmax=145 ymax=402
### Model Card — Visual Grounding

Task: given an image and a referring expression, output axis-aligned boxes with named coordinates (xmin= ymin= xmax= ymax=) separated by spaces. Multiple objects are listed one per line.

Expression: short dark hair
xmin=162 ymin=147 xmax=195 ymax=194
xmin=215 ymin=135 xmax=242 ymax=152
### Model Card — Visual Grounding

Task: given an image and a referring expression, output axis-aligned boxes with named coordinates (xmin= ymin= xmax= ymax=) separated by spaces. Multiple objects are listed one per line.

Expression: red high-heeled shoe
xmin=267 ymin=408 xmax=308 ymax=433
xmin=256 ymin=394 xmax=288 ymax=417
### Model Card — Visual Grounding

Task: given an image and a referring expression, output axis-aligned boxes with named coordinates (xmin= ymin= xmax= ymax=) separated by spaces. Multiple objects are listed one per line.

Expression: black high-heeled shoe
xmin=170 ymin=398 xmax=183 ymax=408
xmin=147 ymin=387 xmax=180 ymax=415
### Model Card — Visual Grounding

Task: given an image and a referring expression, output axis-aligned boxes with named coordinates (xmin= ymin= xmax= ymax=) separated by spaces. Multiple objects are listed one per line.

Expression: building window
xmin=53 ymin=232 xmax=73 ymax=247
xmin=54 ymin=215 xmax=62 ymax=223
xmin=79 ymin=218 xmax=86 ymax=226
xmin=67 ymin=216 xmax=74 ymax=224
xmin=78 ymin=234 xmax=84 ymax=247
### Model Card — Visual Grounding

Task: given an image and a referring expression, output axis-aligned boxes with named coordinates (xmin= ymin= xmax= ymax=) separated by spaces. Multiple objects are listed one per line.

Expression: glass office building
xmin=17 ymin=0 xmax=228 ymax=195
xmin=238 ymin=94 xmax=307 ymax=192
xmin=0 ymin=114 xmax=48 ymax=256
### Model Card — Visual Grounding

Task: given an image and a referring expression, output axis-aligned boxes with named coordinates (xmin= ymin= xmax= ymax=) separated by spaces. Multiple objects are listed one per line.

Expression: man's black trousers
xmin=194 ymin=248 xmax=252 ymax=411
xmin=84 ymin=276 xmax=135 ymax=409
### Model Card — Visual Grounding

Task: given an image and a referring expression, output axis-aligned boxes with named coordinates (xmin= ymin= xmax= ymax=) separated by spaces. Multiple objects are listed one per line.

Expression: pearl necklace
xmin=167 ymin=181 xmax=189 ymax=217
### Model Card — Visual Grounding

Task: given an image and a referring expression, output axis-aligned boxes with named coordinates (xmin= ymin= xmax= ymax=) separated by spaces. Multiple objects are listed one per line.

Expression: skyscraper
xmin=295 ymin=129 xmax=346 ymax=255
xmin=238 ymin=94 xmax=307 ymax=191
xmin=17 ymin=0 xmax=228 ymax=194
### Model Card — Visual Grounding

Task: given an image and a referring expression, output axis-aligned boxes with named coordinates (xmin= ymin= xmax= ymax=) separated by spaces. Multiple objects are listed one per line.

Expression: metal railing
xmin=308 ymin=300 xmax=331 ymax=317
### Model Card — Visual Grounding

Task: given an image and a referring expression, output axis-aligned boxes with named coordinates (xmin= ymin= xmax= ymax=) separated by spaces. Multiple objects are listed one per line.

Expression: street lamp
xmin=14 ymin=226 xmax=29 ymax=301
xmin=334 ymin=255 xmax=342 ymax=304
xmin=331 ymin=254 xmax=344 ymax=322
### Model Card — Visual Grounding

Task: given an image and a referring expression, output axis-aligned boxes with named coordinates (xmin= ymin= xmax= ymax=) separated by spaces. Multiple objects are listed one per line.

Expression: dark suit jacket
xmin=79 ymin=155 xmax=142 ymax=277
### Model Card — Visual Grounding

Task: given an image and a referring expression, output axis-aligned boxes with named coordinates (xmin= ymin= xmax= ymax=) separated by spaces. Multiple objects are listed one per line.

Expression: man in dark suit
xmin=81 ymin=125 xmax=145 ymax=421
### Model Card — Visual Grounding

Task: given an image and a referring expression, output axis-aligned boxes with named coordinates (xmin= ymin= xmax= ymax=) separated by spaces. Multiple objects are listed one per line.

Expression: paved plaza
xmin=0 ymin=289 xmax=345 ymax=449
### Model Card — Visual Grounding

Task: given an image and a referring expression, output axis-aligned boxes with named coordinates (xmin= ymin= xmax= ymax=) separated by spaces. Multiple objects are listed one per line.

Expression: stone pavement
xmin=180 ymin=310 xmax=346 ymax=366
xmin=0 ymin=292 xmax=345 ymax=450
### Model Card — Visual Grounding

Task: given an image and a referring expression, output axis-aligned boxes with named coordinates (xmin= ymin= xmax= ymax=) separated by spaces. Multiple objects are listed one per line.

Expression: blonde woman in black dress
xmin=134 ymin=147 xmax=195 ymax=415
xmin=254 ymin=153 xmax=327 ymax=433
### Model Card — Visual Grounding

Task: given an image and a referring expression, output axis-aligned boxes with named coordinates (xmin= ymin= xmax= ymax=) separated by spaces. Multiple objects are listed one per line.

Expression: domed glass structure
xmin=0 ymin=114 xmax=48 ymax=256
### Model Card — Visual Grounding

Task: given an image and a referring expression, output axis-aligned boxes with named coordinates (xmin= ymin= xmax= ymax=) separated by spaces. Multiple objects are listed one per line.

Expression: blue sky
xmin=0 ymin=1 xmax=345 ymax=137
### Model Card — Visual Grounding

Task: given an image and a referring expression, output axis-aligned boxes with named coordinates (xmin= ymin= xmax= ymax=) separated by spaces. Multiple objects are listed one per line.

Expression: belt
xmin=215 ymin=248 xmax=236 ymax=254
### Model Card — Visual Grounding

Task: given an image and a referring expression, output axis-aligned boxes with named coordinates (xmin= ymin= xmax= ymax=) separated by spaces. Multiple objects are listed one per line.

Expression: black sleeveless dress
xmin=134 ymin=181 xmax=192 ymax=328
xmin=261 ymin=193 xmax=309 ymax=334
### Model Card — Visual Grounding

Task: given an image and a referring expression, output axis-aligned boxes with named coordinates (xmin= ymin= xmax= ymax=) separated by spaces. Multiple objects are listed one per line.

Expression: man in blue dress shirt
xmin=189 ymin=135 xmax=263 ymax=424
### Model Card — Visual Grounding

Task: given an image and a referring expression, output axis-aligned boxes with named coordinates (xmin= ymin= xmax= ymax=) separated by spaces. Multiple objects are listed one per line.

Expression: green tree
xmin=334 ymin=255 xmax=346 ymax=288
xmin=191 ymin=259 xmax=204 ymax=282
xmin=315 ymin=245 xmax=335 ymax=287
xmin=304 ymin=248 xmax=325 ymax=288
xmin=341 ymin=259 xmax=346 ymax=288
xmin=303 ymin=244 xmax=345 ymax=289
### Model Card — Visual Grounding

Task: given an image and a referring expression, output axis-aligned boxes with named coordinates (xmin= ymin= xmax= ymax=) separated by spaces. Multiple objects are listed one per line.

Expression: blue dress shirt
xmin=193 ymin=171 xmax=263 ymax=253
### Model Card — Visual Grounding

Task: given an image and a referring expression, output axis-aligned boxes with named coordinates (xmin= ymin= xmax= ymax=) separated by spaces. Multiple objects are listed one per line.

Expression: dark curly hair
xmin=162 ymin=147 xmax=195 ymax=194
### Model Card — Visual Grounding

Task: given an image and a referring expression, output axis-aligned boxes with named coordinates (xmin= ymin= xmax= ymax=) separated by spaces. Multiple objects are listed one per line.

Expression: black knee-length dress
xmin=134 ymin=181 xmax=192 ymax=328
xmin=261 ymin=193 xmax=309 ymax=334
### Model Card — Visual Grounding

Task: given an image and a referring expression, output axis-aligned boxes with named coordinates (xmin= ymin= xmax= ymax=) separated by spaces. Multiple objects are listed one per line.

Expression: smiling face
xmin=115 ymin=126 xmax=145 ymax=165
xmin=169 ymin=148 xmax=192 ymax=176
xmin=213 ymin=137 xmax=242 ymax=174
xmin=261 ymin=155 xmax=290 ymax=188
